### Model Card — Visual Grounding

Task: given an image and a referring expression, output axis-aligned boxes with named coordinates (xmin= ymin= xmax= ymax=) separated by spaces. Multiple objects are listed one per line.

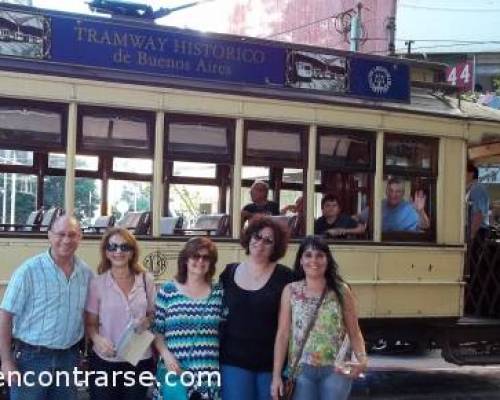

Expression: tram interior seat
xmin=160 ymin=217 xmax=180 ymax=235
xmin=0 ymin=208 xmax=44 ymax=232
xmin=39 ymin=207 xmax=65 ymax=232
xmin=85 ymin=215 xmax=116 ymax=234
xmin=269 ymin=215 xmax=298 ymax=235
xmin=117 ymin=211 xmax=151 ymax=235
xmin=176 ymin=213 xmax=229 ymax=236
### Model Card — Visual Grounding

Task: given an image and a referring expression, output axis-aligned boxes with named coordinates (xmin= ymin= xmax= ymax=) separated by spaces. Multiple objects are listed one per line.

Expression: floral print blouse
xmin=288 ymin=280 xmax=345 ymax=367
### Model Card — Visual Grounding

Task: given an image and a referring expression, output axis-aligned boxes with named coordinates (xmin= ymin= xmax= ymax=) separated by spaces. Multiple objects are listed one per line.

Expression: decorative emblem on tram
xmin=368 ymin=66 xmax=392 ymax=95
xmin=143 ymin=250 xmax=176 ymax=277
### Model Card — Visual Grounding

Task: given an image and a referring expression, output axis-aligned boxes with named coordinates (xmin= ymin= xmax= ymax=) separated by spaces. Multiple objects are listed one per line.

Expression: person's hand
xmin=335 ymin=357 xmax=367 ymax=379
xmin=93 ymin=334 xmax=116 ymax=357
xmin=162 ymin=352 xmax=182 ymax=375
xmin=133 ymin=316 xmax=151 ymax=334
xmin=413 ymin=190 xmax=427 ymax=212
xmin=327 ymin=228 xmax=346 ymax=237
xmin=270 ymin=375 xmax=284 ymax=400
xmin=1 ymin=358 xmax=19 ymax=386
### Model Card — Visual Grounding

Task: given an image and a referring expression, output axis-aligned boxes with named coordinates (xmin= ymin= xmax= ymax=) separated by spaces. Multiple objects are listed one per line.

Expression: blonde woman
xmin=85 ymin=227 xmax=155 ymax=400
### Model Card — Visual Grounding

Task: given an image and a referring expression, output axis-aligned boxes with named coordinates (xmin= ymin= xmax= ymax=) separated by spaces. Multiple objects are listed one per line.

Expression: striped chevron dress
xmin=153 ymin=281 xmax=224 ymax=400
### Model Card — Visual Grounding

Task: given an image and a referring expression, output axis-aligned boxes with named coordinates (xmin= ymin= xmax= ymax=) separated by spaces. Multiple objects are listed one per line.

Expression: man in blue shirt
xmin=0 ymin=215 xmax=93 ymax=400
xmin=382 ymin=178 xmax=429 ymax=232
xmin=467 ymin=164 xmax=490 ymax=239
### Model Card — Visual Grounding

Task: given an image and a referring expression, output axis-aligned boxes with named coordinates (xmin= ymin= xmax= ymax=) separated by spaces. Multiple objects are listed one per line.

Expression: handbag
xmin=281 ymin=286 xmax=327 ymax=400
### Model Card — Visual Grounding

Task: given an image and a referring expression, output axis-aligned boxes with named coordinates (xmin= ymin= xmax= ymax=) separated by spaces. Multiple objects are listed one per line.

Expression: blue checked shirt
xmin=0 ymin=250 xmax=93 ymax=349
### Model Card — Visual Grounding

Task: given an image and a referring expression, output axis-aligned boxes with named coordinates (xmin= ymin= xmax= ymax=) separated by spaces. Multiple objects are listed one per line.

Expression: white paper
xmin=116 ymin=322 xmax=155 ymax=366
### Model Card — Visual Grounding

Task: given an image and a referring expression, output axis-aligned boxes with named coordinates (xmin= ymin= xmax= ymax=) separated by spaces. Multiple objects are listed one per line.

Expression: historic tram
xmin=0 ymin=2 xmax=499 ymax=365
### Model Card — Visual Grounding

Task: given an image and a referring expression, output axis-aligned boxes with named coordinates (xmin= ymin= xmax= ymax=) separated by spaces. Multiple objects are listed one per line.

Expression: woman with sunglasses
xmin=153 ymin=237 xmax=224 ymax=400
xmin=85 ymin=227 xmax=156 ymax=400
xmin=220 ymin=216 xmax=293 ymax=400
xmin=271 ymin=236 xmax=367 ymax=400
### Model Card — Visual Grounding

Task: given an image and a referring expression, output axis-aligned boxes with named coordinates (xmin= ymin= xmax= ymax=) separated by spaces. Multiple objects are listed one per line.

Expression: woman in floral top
xmin=271 ymin=236 xmax=367 ymax=400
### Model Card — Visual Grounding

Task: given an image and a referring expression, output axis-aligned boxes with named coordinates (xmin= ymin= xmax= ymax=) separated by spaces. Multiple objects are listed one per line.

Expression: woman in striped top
xmin=153 ymin=237 xmax=224 ymax=400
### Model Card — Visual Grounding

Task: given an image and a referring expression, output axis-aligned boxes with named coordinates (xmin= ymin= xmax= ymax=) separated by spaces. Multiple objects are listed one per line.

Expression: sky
xmin=31 ymin=0 xmax=238 ymax=32
xmin=396 ymin=0 xmax=500 ymax=54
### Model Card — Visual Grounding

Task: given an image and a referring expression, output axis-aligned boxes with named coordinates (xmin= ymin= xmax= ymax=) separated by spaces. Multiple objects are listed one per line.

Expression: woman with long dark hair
xmin=271 ymin=235 xmax=367 ymax=400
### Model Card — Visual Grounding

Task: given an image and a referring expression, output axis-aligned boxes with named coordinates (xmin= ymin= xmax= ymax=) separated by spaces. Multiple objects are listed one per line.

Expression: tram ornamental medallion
xmin=368 ymin=66 xmax=392 ymax=95
xmin=143 ymin=250 xmax=177 ymax=277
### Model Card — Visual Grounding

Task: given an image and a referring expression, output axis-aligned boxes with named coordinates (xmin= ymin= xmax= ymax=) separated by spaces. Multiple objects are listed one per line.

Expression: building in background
xmin=226 ymin=0 xmax=397 ymax=55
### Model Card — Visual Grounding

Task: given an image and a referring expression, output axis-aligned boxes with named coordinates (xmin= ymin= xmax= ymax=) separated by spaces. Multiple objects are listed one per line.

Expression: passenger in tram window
xmin=281 ymin=196 xmax=305 ymax=236
xmin=271 ymin=235 xmax=367 ymax=400
xmin=0 ymin=215 xmax=93 ymax=400
xmin=153 ymin=237 xmax=223 ymax=400
xmin=85 ymin=227 xmax=156 ymax=400
xmin=314 ymin=194 xmax=365 ymax=238
xmin=220 ymin=216 xmax=293 ymax=400
xmin=241 ymin=180 xmax=280 ymax=225
xmin=466 ymin=163 xmax=490 ymax=239
xmin=382 ymin=178 xmax=429 ymax=232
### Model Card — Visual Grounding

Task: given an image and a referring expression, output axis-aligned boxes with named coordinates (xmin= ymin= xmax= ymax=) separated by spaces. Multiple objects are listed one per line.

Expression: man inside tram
xmin=241 ymin=180 xmax=280 ymax=225
xmin=466 ymin=163 xmax=490 ymax=240
xmin=382 ymin=178 xmax=430 ymax=232
xmin=315 ymin=194 xmax=365 ymax=238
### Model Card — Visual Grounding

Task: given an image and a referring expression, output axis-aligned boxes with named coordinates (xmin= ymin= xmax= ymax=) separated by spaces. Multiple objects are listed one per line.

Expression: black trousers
xmin=88 ymin=351 xmax=155 ymax=400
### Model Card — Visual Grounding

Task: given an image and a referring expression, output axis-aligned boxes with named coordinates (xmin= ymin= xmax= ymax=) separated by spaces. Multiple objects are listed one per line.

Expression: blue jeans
xmin=221 ymin=364 xmax=272 ymax=400
xmin=292 ymin=364 xmax=352 ymax=400
xmin=9 ymin=341 xmax=79 ymax=400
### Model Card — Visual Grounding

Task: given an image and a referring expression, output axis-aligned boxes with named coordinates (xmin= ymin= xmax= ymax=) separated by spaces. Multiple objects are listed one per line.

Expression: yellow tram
xmin=0 ymin=2 xmax=498 ymax=364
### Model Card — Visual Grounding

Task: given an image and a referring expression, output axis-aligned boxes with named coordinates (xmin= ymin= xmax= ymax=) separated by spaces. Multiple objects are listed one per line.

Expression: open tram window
xmin=315 ymin=128 xmax=374 ymax=240
xmin=382 ymin=134 xmax=438 ymax=242
xmin=242 ymin=121 xmax=307 ymax=236
xmin=164 ymin=115 xmax=234 ymax=236
xmin=0 ymin=99 xmax=67 ymax=232
xmin=77 ymin=106 xmax=154 ymax=233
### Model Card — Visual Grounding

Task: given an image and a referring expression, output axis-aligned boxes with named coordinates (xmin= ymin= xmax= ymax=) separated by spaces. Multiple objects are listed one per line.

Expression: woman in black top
xmin=220 ymin=216 xmax=293 ymax=400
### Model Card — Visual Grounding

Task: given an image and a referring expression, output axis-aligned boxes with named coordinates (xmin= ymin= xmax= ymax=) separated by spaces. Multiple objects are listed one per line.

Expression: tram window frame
xmin=77 ymin=105 xmax=155 ymax=157
xmin=382 ymin=134 xmax=439 ymax=242
xmin=165 ymin=114 xmax=234 ymax=164
xmin=315 ymin=128 xmax=375 ymax=241
xmin=164 ymin=114 xmax=234 ymax=235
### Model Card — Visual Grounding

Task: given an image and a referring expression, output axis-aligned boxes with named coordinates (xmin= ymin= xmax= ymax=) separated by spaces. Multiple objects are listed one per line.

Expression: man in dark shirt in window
xmin=315 ymin=194 xmax=365 ymax=238
xmin=241 ymin=180 xmax=280 ymax=225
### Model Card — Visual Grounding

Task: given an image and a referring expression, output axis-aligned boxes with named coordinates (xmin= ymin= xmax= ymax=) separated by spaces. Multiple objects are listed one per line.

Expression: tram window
xmin=382 ymin=134 xmax=438 ymax=242
xmin=283 ymin=168 xmax=303 ymax=184
xmin=108 ymin=180 xmax=151 ymax=220
xmin=43 ymin=176 xmax=65 ymax=209
xmin=113 ymin=157 xmax=152 ymax=175
xmin=0 ymin=150 xmax=33 ymax=166
xmin=0 ymin=173 xmax=37 ymax=224
xmin=242 ymin=166 xmax=269 ymax=180
xmin=48 ymin=153 xmax=99 ymax=171
xmin=0 ymin=100 xmax=65 ymax=149
xmin=169 ymin=184 xmax=222 ymax=227
xmin=75 ymin=178 xmax=102 ymax=226
xmin=317 ymin=129 xmax=374 ymax=169
xmin=79 ymin=107 xmax=154 ymax=155
xmin=173 ymin=162 xmax=216 ymax=178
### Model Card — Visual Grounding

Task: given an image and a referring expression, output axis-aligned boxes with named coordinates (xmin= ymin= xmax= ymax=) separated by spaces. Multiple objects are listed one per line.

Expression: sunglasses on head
xmin=106 ymin=243 xmax=133 ymax=252
xmin=190 ymin=253 xmax=211 ymax=262
xmin=252 ymin=233 xmax=274 ymax=245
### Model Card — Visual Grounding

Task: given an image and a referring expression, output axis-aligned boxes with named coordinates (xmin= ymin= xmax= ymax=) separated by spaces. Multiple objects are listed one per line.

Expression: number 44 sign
xmin=446 ymin=61 xmax=473 ymax=91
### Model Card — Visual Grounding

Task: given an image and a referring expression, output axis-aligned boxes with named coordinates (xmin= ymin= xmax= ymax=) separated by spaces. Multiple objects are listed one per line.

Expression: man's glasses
xmin=251 ymin=233 xmax=274 ymax=245
xmin=106 ymin=243 xmax=133 ymax=252
xmin=190 ymin=253 xmax=211 ymax=262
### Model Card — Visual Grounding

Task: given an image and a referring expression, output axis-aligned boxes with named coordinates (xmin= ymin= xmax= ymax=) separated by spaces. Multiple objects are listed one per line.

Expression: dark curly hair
xmin=293 ymin=235 xmax=346 ymax=306
xmin=240 ymin=215 xmax=289 ymax=262
xmin=176 ymin=237 xmax=218 ymax=284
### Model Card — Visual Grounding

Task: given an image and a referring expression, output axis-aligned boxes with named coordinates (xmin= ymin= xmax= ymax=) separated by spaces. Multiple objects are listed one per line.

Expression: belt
xmin=13 ymin=339 xmax=80 ymax=353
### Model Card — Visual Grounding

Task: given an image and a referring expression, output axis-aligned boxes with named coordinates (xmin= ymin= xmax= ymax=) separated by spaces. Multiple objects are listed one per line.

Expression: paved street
xmin=350 ymin=350 xmax=500 ymax=399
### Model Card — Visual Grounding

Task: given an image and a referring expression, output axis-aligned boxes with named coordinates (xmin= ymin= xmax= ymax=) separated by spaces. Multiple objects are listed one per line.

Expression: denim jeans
xmin=221 ymin=364 xmax=272 ymax=400
xmin=292 ymin=364 xmax=352 ymax=400
xmin=9 ymin=341 xmax=79 ymax=400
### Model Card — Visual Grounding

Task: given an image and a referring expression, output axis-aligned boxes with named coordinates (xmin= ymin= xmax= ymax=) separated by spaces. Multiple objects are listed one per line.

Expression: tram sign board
xmin=0 ymin=6 xmax=411 ymax=103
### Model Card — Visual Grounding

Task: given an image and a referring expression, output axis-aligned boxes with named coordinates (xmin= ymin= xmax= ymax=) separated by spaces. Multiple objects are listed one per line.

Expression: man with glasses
xmin=0 ymin=215 xmax=93 ymax=400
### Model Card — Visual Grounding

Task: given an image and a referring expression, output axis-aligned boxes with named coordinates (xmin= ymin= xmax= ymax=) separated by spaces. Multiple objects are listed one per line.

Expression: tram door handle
xmin=428 ymin=264 xmax=433 ymax=272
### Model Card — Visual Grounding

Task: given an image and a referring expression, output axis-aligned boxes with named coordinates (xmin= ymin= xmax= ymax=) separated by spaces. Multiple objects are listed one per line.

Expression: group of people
xmin=0 ymin=214 xmax=367 ymax=400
